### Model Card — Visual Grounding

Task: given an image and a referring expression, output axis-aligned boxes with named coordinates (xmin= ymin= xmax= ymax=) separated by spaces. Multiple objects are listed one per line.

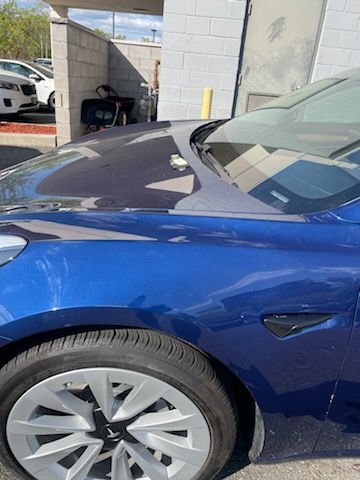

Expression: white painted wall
xmin=157 ymin=0 xmax=247 ymax=121
xmin=312 ymin=0 xmax=360 ymax=81
xmin=52 ymin=18 xmax=109 ymax=145
xmin=109 ymin=40 xmax=161 ymax=122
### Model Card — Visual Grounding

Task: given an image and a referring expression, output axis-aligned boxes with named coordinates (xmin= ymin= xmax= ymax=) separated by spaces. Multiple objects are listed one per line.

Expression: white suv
xmin=0 ymin=71 xmax=39 ymax=115
xmin=34 ymin=58 xmax=53 ymax=69
xmin=0 ymin=60 xmax=55 ymax=110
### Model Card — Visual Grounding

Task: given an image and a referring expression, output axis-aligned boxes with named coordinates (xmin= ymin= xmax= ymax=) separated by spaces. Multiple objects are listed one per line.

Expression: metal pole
xmin=151 ymin=29 xmax=157 ymax=42
xmin=113 ymin=12 xmax=115 ymax=38
xmin=201 ymin=87 xmax=213 ymax=120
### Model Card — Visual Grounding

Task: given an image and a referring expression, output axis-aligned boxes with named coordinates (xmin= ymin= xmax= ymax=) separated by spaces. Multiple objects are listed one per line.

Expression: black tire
xmin=0 ymin=329 xmax=238 ymax=480
xmin=117 ymin=110 xmax=128 ymax=126
xmin=48 ymin=92 xmax=55 ymax=112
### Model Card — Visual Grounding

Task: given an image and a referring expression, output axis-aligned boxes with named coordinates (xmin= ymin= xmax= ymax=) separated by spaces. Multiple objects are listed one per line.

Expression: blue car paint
xmin=0 ymin=102 xmax=360 ymax=466
xmin=0 ymin=210 xmax=359 ymax=462
xmin=314 ymin=293 xmax=360 ymax=456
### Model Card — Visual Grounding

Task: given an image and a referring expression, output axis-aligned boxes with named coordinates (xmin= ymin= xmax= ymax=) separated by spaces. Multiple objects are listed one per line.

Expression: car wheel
xmin=117 ymin=110 xmax=128 ymax=126
xmin=0 ymin=329 xmax=237 ymax=480
xmin=48 ymin=92 xmax=55 ymax=111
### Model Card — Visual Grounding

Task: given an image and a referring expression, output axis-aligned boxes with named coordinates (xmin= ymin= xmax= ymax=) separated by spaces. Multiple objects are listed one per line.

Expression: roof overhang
xmin=47 ymin=0 xmax=163 ymax=16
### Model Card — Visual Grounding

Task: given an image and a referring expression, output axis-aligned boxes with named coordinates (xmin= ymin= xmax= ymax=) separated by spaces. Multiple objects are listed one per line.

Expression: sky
xmin=16 ymin=0 xmax=163 ymax=41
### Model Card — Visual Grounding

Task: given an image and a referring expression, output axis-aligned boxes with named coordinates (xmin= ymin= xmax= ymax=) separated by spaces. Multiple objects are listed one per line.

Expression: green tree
xmin=93 ymin=29 xmax=127 ymax=40
xmin=93 ymin=28 xmax=111 ymax=39
xmin=0 ymin=1 xmax=51 ymax=60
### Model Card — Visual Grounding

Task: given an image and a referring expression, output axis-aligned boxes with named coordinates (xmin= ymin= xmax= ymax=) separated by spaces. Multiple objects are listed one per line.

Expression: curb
xmin=0 ymin=133 xmax=57 ymax=149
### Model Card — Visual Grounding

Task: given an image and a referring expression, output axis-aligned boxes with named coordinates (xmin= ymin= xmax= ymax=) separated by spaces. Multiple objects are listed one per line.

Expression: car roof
xmin=0 ymin=59 xmax=32 ymax=66
xmin=0 ymin=59 xmax=25 ymax=62
xmin=0 ymin=59 xmax=38 ymax=68
xmin=0 ymin=69 xmax=32 ymax=83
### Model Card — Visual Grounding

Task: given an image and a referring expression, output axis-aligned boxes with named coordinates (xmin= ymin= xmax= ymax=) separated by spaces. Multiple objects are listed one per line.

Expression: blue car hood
xmin=0 ymin=120 xmax=281 ymax=217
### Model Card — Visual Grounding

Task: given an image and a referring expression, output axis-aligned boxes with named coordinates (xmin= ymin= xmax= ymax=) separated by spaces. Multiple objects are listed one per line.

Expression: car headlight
xmin=0 ymin=236 xmax=27 ymax=267
xmin=0 ymin=81 xmax=19 ymax=91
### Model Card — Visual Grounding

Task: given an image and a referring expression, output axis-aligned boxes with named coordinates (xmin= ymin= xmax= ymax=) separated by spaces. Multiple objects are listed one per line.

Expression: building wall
xmin=109 ymin=39 xmax=161 ymax=122
xmin=51 ymin=19 xmax=109 ymax=145
xmin=312 ymin=0 xmax=360 ymax=81
xmin=157 ymin=0 xmax=247 ymax=121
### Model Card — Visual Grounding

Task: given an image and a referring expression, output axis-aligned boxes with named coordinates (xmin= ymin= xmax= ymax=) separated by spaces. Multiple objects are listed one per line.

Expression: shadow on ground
xmin=215 ymin=439 xmax=250 ymax=479
xmin=0 ymin=146 xmax=43 ymax=169
xmin=1 ymin=107 xmax=55 ymax=125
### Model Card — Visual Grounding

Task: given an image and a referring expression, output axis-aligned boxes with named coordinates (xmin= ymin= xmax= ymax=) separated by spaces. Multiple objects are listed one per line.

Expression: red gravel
xmin=0 ymin=122 xmax=56 ymax=135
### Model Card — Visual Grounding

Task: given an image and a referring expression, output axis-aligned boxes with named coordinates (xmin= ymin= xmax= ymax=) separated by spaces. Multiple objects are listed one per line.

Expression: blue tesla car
xmin=0 ymin=69 xmax=359 ymax=480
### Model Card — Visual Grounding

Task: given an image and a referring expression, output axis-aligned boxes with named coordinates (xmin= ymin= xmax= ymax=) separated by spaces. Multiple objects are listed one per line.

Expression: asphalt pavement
xmin=224 ymin=457 xmax=360 ymax=479
xmin=3 ymin=108 xmax=56 ymax=125
xmin=0 ymin=146 xmax=359 ymax=479
xmin=214 ymin=441 xmax=360 ymax=479
xmin=0 ymin=451 xmax=360 ymax=479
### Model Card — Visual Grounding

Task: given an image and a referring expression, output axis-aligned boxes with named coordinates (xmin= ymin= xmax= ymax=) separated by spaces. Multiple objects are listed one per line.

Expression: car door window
xmin=6 ymin=63 xmax=33 ymax=78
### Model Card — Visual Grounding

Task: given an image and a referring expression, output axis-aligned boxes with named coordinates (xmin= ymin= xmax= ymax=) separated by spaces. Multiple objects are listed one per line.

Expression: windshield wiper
xmin=190 ymin=119 xmax=232 ymax=180
xmin=195 ymin=143 xmax=231 ymax=180
xmin=191 ymin=120 xmax=226 ymax=142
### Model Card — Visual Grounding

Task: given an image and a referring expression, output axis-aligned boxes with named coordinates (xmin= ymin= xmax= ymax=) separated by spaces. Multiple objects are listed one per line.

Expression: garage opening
xmin=48 ymin=1 xmax=163 ymax=145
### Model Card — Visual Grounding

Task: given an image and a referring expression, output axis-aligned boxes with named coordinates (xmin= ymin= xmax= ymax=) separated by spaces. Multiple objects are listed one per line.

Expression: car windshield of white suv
xmin=200 ymin=77 xmax=360 ymax=214
xmin=28 ymin=63 xmax=54 ymax=78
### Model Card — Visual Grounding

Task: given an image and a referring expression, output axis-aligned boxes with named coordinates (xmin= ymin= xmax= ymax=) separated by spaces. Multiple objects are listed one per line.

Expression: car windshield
xmin=200 ymin=75 xmax=360 ymax=214
xmin=28 ymin=62 xmax=54 ymax=78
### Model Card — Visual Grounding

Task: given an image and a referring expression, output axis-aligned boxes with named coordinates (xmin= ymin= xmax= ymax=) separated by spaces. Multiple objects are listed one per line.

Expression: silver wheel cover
xmin=7 ymin=368 xmax=211 ymax=480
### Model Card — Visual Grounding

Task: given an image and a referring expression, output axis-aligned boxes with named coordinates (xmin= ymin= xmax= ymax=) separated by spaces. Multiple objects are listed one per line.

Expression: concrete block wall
xmin=109 ymin=40 xmax=161 ymax=122
xmin=312 ymin=0 xmax=360 ymax=81
xmin=51 ymin=19 xmax=109 ymax=145
xmin=157 ymin=0 xmax=246 ymax=121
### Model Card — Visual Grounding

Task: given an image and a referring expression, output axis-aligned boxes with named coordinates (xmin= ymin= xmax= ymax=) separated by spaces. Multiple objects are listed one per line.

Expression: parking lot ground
xmin=4 ymin=109 xmax=55 ymax=125
xmin=1 ymin=453 xmax=360 ymax=479
xmin=0 ymin=109 xmax=56 ymax=149
xmin=212 ymin=440 xmax=360 ymax=479
xmin=224 ymin=457 xmax=360 ymax=480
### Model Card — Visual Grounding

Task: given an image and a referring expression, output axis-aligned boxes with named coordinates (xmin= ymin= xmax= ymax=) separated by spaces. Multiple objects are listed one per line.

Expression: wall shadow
xmin=0 ymin=146 xmax=42 ymax=169
xmin=109 ymin=41 xmax=161 ymax=122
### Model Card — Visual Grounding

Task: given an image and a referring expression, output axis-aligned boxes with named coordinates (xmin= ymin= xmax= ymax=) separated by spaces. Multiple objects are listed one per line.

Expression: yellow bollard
xmin=201 ymin=87 xmax=213 ymax=120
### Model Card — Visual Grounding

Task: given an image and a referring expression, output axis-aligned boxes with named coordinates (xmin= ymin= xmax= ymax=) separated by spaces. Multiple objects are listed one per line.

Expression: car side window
xmin=6 ymin=63 xmax=33 ymax=78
